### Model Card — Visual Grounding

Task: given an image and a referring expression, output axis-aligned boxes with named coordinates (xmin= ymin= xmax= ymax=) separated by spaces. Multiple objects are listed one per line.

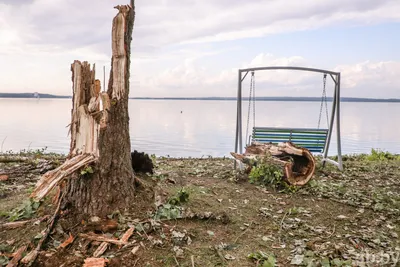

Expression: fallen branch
xmin=213 ymin=246 xmax=227 ymax=264
xmin=6 ymin=245 xmax=27 ymax=267
xmin=0 ymin=156 xmax=31 ymax=163
xmin=0 ymin=215 xmax=50 ymax=230
xmin=234 ymin=222 xmax=252 ymax=243
xmin=23 ymin=192 xmax=64 ymax=267
xmin=191 ymin=255 xmax=195 ymax=267
xmin=79 ymin=232 xmax=128 ymax=246
xmin=278 ymin=211 xmax=289 ymax=244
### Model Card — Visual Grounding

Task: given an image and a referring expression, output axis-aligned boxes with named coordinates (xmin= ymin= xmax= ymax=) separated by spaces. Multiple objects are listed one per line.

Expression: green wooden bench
xmin=250 ymin=127 xmax=329 ymax=153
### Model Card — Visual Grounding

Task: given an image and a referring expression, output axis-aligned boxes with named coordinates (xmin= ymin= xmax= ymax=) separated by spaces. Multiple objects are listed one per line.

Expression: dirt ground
xmin=1 ymin=151 xmax=399 ymax=267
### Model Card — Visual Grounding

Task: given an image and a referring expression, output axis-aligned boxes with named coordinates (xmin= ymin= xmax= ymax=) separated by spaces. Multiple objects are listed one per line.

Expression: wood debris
xmin=131 ymin=245 xmax=140 ymax=255
xmin=93 ymin=242 xmax=109 ymax=257
xmin=79 ymin=232 xmax=128 ymax=246
xmin=59 ymin=233 xmax=75 ymax=249
xmin=120 ymin=227 xmax=135 ymax=243
xmin=83 ymin=257 xmax=110 ymax=267
xmin=6 ymin=245 xmax=27 ymax=267
xmin=0 ymin=215 xmax=49 ymax=230
xmin=0 ymin=156 xmax=30 ymax=163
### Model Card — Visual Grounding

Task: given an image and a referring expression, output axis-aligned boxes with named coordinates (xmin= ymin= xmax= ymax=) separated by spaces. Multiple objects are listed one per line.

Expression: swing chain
xmin=252 ymin=71 xmax=256 ymax=129
xmin=245 ymin=71 xmax=255 ymax=142
xmin=317 ymin=73 xmax=329 ymax=129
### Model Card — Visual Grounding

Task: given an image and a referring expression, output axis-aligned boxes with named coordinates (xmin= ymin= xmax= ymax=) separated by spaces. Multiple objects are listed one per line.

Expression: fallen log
xmin=231 ymin=142 xmax=316 ymax=186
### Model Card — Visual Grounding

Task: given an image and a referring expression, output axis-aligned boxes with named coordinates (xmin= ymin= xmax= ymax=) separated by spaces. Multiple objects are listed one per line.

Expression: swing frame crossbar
xmin=234 ymin=66 xmax=343 ymax=171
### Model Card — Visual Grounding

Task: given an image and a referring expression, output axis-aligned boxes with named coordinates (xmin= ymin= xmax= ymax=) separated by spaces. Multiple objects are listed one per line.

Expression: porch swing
xmin=234 ymin=66 xmax=343 ymax=170
xmin=245 ymin=71 xmax=329 ymax=153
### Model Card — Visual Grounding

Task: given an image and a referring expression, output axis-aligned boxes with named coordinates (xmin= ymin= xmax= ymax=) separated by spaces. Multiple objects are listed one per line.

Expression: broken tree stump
xmin=30 ymin=2 xmax=137 ymax=217
xmin=231 ymin=142 xmax=316 ymax=186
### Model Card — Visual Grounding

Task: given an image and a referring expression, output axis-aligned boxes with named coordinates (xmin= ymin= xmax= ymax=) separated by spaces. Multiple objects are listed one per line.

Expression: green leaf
xmin=331 ymin=258 xmax=342 ymax=266
xmin=321 ymin=257 xmax=330 ymax=267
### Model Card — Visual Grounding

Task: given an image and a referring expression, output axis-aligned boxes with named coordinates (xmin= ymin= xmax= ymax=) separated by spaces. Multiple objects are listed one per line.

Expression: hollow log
xmin=31 ymin=2 xmax=136 ymax=217
xmin=231 ymin=142 xmax=316 ymax=186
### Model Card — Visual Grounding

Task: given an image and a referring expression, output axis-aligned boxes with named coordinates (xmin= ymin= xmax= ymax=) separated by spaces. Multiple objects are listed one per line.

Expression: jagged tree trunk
xmin=31 ymin=3 xmax=136 ymax=218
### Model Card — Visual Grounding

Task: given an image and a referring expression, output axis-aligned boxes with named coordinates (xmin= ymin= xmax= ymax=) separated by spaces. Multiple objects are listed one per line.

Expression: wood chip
xmin=131 ymin=245 xmax=140 ymax=255
xmin=59 ymin=233 xmax=75 ymax=249
xmin=120 ymin=227 xmax=135 ymax=243
xmin=79 ymin=232 xmax=127 ymax=246
xmin=20 ymin=250 xmax=38 ymax=264
xmin=93 ymin=242 xmax=108 ymax=257
xmin=83 ymin=257 xmax=109 ymax=267
xmin=6 ymin=245 xmax=27 ymax=267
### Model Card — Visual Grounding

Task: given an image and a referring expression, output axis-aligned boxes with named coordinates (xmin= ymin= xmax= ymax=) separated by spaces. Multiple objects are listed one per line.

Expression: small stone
xmin=0 ymin=175 xmax=8 ymax=181
xmin=337 ymin=215 xmax=348 ymax=220
xmin=224 ymin=254 xmax=235 ymax=260
xmin=262 ymin=236 xmax=271 ymax=242
xmin=207 ymin=230 xmax=215 ymax=236
xmin=89 ymin=216 xmax=101 ymax=223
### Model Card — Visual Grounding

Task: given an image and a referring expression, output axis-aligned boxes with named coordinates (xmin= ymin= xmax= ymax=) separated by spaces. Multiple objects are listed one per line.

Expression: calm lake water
xmin=0 ymin=98 xmax=399 ymax=157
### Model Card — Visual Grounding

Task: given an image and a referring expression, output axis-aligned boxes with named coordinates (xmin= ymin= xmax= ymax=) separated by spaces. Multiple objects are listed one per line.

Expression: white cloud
xmin=335 ymin=61 xmax=400 ymax=97
xmin=137 ymin=54 xmax=400 ymax=98
xmin=0 ymin=0 xmax=399 ymax=97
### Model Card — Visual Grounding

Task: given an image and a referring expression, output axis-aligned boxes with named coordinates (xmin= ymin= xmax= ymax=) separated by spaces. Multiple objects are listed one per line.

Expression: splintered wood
xmin=31 ymin=153 xmax=96 ymax=201
xmin=79 ymin=232 xmax=128 ymax=246
xmin=30 ymin=60 xmax=111 ymax=201
xmin=83 ymin=258 xmax=109 ymax=267
xmin=231 ymin=142 xmax=316 ymax=186
xmin=59 ymin=233 xmax=75 ymax=249
xmin=6 ymin=245 xmax=26 ymax=267
xmin=70 ymin=61 xmax=101 ymax=157
xmin=120 ymin=227 xmax=135 ymax=243
xmin=93 ymin=242 xmax=109 ymax=257
xmin=111 ymin=5 xmax=131 ymax=100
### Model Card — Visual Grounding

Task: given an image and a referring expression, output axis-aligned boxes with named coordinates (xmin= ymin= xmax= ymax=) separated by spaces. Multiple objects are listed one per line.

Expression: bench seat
xmin=251 ymin=127 xmax=328 ymax=153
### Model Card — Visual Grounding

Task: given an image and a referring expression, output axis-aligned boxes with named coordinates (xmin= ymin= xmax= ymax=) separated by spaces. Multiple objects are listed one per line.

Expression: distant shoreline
xmin=1 ymin=93 xmax=399 ymax=103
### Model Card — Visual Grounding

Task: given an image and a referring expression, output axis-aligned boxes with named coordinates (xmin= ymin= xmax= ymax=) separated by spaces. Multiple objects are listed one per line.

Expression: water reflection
xmin=0 ymin=98 xmax=399 ymax=157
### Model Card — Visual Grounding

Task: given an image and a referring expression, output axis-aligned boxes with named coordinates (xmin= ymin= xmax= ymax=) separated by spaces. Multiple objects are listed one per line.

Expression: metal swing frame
xmin=234 ymin=66 xmax=343 ymax=171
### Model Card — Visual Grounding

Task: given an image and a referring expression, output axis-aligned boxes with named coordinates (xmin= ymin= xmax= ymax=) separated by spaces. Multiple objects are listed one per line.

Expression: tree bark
xmin=231 ymin=142 xmax=316 ymax=186
xmin=31 ymin=3 xmax=137 ymax=218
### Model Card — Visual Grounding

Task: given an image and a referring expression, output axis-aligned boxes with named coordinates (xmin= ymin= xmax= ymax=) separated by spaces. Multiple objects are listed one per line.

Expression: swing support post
xmin=234 ymin=66 xmax=343 ymax=171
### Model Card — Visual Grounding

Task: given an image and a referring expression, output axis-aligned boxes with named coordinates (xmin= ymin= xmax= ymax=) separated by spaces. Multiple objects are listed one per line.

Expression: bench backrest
xmin=251 ymin=127 xmax=329 ymax=153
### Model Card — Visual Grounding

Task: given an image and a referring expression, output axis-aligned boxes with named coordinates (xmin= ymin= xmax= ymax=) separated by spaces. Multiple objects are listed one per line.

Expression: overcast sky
xmin=0 ymin=0 xmax=399 ymax=98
